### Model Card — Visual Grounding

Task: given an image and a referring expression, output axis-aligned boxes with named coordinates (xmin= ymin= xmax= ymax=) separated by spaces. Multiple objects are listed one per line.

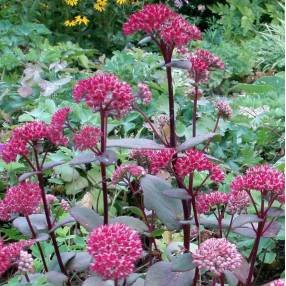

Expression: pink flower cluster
xmin=48 ymin=107 xmax=71 ymax=145
xmin=187 ymin=49 xmax=224 ymax=82
xmin=0 ymin=183 xmax=41 ymax=221
xmin=18 ymin=250 xmax=34 ymax=273
xmin=60 ymin=199 xmax=70 ymax=212
xmin=231 ymin=165 xmax=285 ymax=203
xmin=73 ymin=126 xmax=101 ymax=151
xmin=123 ymin=4 xmax=201 ymax=50
xmin=73 ymin=73 xmax=134 ymax=118
xmin=192 ymin=238 xmax=242 ymax=275
xmin=271 ymin=280 xmax=285 ymax=286
xmin=136 ymin=83 xmax=152 ymax=105
xmin=87 ymin=223 xmax=143 ymax=280
xmin=228 ymin=190 xmax=249 ymax=214
xmin=2 ymin=108 xmax=71 ymax=163
xmin=112 ymin=164 xmax=146 ymax=185
xmin=174 ymin=149 xmax=224 ymax=183
xmin=214 ymin=100 xmax=233 ymax=119
xmin=0 ymin=239 xmax=34 ymax=275
xmin=196 ymin=191 xmax=229 ymax=214
xmin=130 ymin=148 xmax=175 ymax=175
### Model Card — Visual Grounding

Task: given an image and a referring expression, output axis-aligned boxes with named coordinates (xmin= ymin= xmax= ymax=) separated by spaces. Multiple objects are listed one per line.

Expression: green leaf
xmin=65 ymin=177 xmax=89 ymax=195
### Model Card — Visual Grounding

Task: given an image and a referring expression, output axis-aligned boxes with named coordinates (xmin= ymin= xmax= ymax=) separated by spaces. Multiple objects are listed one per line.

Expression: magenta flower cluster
xmin=0 ymin=182 xmax=41 ymax=221
xmin=112 ymin=164 xmax=146 ymax=185
xmin=192 ymin=238 xmax=242 ymax=275
xmin=196 ymin=191 xmax=229 ymax=214
xmin=123 ymin=4 xmax=201 ymax=50
xmin=231 ymin=165 xmax=285 ymax=203
xmin=87 ymin=223 xmax=143 ymax=280
xmin=2 ymin=107 xmax=70 ymax=163
xmin=73 ymin=73 xmax=134 ymax=118
xmin=0 ymin=239 xmax=34 ymax=275
xmin=187 ymin=49 xmax=224 ymax=82
xmin=73 ymin=126 xmax=101 ymax=151
xmin=130 ymin=148 xmax=175 ymax=175
xmin=174 ymin=149 xmax=224 ymax=183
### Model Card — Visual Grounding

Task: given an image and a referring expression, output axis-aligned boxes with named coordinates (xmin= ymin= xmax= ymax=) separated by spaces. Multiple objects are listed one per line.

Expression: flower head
xmin=174 ymin=149 xmax=224 ymax=183
xmin=60 ymin=199 xmax=70 ymax=212
xmin=214 ymin=100 xmax=232 ymax=119
xmin=270 ymin=280 xmax=285 ymax=286
xmin=73 ymin=73 xmax=135 ymax=118
xmin=87 ymin=223 xmax=143 ymax=280
xmin=130 ymin=148 xmax=175 ymax=175
xmin=228 ymin=190 xmax=249 ymax=214
xmin=196 ymin=191 xmax=229 ymax=214
xmin=0 ymin=239 xmax=34 ymax=275
xmin=136 ymin=83 xmax=152 ymax=105
xmin=0 ymin=183 xmax=41 ymax=220
xmin=192 ymin=238 xmax=242 ymax=275
xmin=231 ymin=165 xmax=285 ymax=202
xmin=123 ymin=4 xmax=201 ymax=50
xmin=112 ymin=164 xmax=146 ymax=185
xmin=187 ymin=49 xmax=224 ymax=83
xmin=49 ymin=107 xmax=71 ymax=145
xmin=18 ymin=250 xmax=34 ymax=273
xmin=73 ymin=126 xmax=101 ymax=151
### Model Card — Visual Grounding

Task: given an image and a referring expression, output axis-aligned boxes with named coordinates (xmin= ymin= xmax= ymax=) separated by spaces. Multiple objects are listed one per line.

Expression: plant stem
xmin=192 ymin=85 xmax=199 ymax=138
xmin=24 ymin=273 xmax=30 ymax=282
xmin=219 ymin=274 xmax=224 ymax=286
xmin=25 ymin=216 xmax=48 ymax=272
xmin=33 ymin=146 xmax=70 ymax=284
xmin=114 ymin=279 xmax=118 ymax=286
xmin=100 ymin=110 xmax=109 ymax=225
xmin=203 ymin=113 xmax=221 ymax=151
xmin=212 ymin=275 xmax=217 ymax=286
xmin=192 ymin=265 xmax=200 ymax=286
xmin=165 ymin=61 xmax=176 ymax=148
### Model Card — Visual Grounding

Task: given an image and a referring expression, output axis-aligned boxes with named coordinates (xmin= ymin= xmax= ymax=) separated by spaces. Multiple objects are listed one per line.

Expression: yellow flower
xmin=75 ymin=15 xmax=90 ymax=26
xmin=64 ymin=0 xmax=78 ymax=6
xmin=116 ymin=0 xmax=128 ymax=4
xmin=64 ymin=19 xmax=77 ymax=27
xmin=94 ymin=0 xmax=107 ymax=12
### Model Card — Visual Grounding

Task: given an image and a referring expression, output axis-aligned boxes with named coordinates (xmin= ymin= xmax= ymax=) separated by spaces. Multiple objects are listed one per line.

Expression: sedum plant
xmin=0 ymin=3 xmax=284 ymax=286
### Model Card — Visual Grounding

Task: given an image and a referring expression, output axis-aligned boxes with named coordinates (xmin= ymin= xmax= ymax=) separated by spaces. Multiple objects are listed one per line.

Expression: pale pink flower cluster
xmin=270 ymin=280 xmax=285 ymax=286
xmin=137 ymin=83 xmax=152 ymax=105
xmin=0 ymin=183 xmax=41 ymax=221
xmin=123 ymin=4 xmax=201 ymax=49
xmin=196 ymin=191 xmax=229 ymax=214
xmin=130 ymin=148 xmax=175 ymax=175
xmin=192 ymin=238 xmax=242 ymax=275
xmin=175 ymin=149 xmax=224 ymax=183
xmin=60 ymin=199 xmax=70 ymax=212
xmin=228 ymin=190 xmax=249 ymax=214
xmin=48 ymin=107 xmax=71 ymax=145
xmin=18 ymin=250 xmax=34 ymax=273
xmin=87 ymin=223 xmax=143 ymax=280
xmin=73 ymin=126 xmax=101 ymax=151
xmin=214 ymin=100 xmax=233 ymax=119
xmin=73 ymin=74 xmax=134 ymax=118
xmin=46 ymin=194 xmax=58 ymax=204
xmin=231 ymin=165 xmax=285 ymax=203
xmin=112 ymin=164 xmax=146 ymax=185
xmin=0 ymin=239 xmax=34 ymax=275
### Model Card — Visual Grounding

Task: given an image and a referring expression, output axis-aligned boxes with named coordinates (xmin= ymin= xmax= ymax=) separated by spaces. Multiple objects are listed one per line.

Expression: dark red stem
xmin=25 ymin=216 xmax=48 ymax=272
xmin=100 ymin=110 xmax=109 ymax=225
xmin=33 ymin=147 xmax=70 ymax=284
